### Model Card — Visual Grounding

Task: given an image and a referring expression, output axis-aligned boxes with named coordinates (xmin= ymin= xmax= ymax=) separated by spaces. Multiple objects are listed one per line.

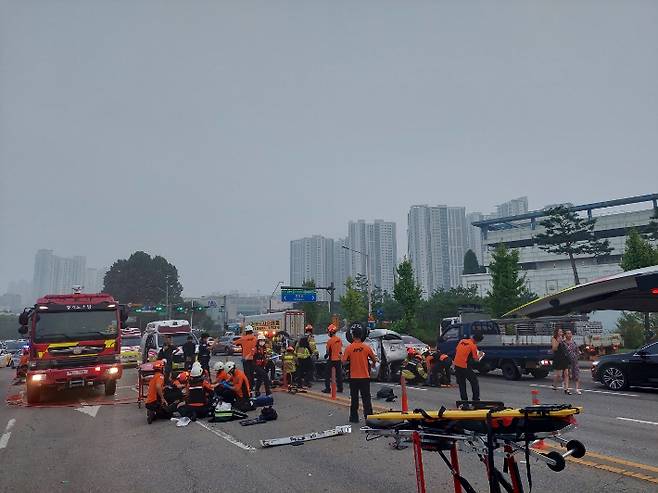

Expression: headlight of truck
xmin=108 ymin=366 xmax=120 ymax=375
xmin=31 ymin=374 xmax=45 ymax=382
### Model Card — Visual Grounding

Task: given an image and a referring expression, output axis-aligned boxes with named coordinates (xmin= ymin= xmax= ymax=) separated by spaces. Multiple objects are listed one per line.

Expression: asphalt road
xmin=1 ymin=359 xmax=656 ymax=493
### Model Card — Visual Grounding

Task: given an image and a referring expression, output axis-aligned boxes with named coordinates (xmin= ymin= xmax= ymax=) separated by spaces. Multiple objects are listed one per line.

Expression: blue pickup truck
xmin=437 ymin=320 xmax=553 ymax=380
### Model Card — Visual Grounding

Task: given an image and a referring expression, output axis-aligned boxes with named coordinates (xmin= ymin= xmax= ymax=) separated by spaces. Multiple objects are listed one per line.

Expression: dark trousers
xmin=199 ymin=357 xmax=211 ymax=377
xmin=349 ymin=378 xmax=373 ymax=421
xmin=455 ymin=367 xmax=479 ymax=401
xmin=431 ymin=362 xmax=451 ymax=385
xmin=254 ymin=366 xmax=272 ymax=395
xmin=266 ymin=360 xmax=276 ymax=381
xmin=146 ymin=400 xmax=172 ymax=421
xmin=184 ymin=356 xmax=194 ymax=371
xmin=297 ymin=358 xmax=313 ymax=386
xmin=179 ymin=404 xmax=210 ymax=420
xmin=242 ymin=359 xmax=256 ymax=387
xmin=324 ymin=360 xmax=344 ymax=391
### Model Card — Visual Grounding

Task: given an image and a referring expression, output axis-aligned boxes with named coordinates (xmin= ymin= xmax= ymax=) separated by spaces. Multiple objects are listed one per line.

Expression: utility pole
xmin=190 ymin=299 xmax=194 ymax=328
xmin=342 ymin=245 xmax=372 ymax=317
xmin=269 ymin=280 xmax=285 ymax=312
xmin=165 ymin=274 xmax=170 ymax=319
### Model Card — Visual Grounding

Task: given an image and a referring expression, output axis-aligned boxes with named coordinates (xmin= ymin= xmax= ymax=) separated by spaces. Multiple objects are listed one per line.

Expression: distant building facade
xmin=290 ymin=235 xmax=335 ymax=301
xmin=31 ymin=249 xmax=106 ymax=298
xmin=462 ymin=194 xmax=658 ymax=298
xmin=408 ymin=205 xmax=467 ymax=297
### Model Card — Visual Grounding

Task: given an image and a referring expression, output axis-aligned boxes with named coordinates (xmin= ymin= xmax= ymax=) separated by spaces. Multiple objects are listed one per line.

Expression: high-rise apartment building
xmin=495 ymin=196 xmax=529 ymax=218
xmin=333 ymin=238 xmax=349 ymax=298
xmin=347 ymin=220 xmax=397 ymax=295
xmin=465 ymin=212 xmax=485 ymax=265
xmin=408 ymin=205 xmax=467 ymax=297
xmin=290 ymin=235 xmax=334 ymax=301
xmin=32 ymin=250 xmax=92 ymax=298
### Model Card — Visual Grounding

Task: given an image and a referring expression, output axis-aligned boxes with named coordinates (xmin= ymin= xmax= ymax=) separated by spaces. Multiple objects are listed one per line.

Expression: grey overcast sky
xmin=1 ymin=1 xmax=657 ymax=296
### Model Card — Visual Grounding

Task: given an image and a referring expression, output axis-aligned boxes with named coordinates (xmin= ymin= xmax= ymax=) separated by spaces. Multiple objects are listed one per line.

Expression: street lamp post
xmin=342 ymin=245 xmax=372 ymax=317
xmin=269 ymin=281 xmax=285 ymax=312
xmin=165 ymin=275 xmax=170 ymax=319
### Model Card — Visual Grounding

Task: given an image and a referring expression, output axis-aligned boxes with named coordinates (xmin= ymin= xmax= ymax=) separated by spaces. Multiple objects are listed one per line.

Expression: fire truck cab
xmin=18 ymin=291 xmax=127 ymax=404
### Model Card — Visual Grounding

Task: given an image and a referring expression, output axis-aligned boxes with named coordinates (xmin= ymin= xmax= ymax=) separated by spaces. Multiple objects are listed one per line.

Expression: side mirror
xmin=18 ymin=309 xmax=30 ymax=326
xmin=18 ymin=326 xmax=28 ymax=335
xmin=637 ymin=350 xmax=647 ymax=358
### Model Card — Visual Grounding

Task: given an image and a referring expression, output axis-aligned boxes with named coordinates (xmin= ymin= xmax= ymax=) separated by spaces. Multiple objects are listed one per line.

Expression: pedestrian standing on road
xmin=182 ymin=335 xmax=196 ymax=371
xmin=563 ymin=330 xmax=582 ymax=395
xmin=282 ymin=346 xmax=297 ymax=386
xmin=322 ymin=324 xmax=343 ymax=394
xmin=157 ymin=334 xmax=176 ymax=383
xmin=252 ymin=334 xmax=272 ymax=396
xmin=453 ymin=332 xmax=484 ymax=404
xmin=551 ymin=327 xmax=569 ymax=392
xmin=198 ymin=333 xmax=211 ymax=378
xmin=235 ymin=325 xmax=258 ymax=387
xmin=305 ymin=324 xmax=319 ymax=381
xmin=295 ymin=336 xmax=313 ymax=387
xmin=342 ymin=322 xmax=377 ymax=423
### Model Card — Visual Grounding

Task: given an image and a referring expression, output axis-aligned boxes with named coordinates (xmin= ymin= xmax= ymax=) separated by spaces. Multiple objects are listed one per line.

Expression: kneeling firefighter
xmin=217 ymin=361 xmax=252 ymax=411
xmin=179 ymin=362 xmax=215 ymax=421
xmin=145 ymin=360 xmax=171 ymax=424
xmin=401 ymin=348 xmax=427 ymax=385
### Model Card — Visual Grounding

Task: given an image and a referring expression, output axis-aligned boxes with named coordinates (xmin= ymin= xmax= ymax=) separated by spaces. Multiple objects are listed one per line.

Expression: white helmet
xmin=244 ymin=325 xmax=254 ymax=333
xmin=225 ymin=361 xmax=236 ymax=373
xmin=190 ymin=362 xmax=203 ymax=378
xmin=213 ymin=361 xmax=225 ymax=372
xmin=257 ymin=333 xmax=266 ymax=341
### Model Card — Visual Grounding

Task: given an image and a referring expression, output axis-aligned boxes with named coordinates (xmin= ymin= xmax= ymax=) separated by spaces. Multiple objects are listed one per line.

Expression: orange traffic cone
xmin=530 ymin=390 xmax=546 ymax=450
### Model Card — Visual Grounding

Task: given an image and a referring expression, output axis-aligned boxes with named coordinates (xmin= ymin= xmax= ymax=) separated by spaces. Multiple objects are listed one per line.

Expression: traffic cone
xmin=530 ymin=390 xmax=546 ymax=450
xmin=401 ymin=374 xmax=409 ymax=412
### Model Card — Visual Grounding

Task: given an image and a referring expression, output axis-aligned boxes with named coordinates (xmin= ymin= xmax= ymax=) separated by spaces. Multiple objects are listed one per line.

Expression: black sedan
xmin=591 ymin=341 xmax=658 ymax=390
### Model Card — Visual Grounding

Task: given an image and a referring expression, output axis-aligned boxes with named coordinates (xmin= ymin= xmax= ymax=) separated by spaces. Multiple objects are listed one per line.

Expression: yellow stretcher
xmin=361 ymin=402 xmax=586 ymax=493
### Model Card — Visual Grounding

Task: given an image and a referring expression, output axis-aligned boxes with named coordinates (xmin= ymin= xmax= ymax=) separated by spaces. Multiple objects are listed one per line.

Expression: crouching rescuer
xmin=179 ymin=362 xmax=214 ymax=421
xmin=217 ymin=361 xmax=252 ymax=411
xmin=146 ymin=360 xmax=170 ymax=424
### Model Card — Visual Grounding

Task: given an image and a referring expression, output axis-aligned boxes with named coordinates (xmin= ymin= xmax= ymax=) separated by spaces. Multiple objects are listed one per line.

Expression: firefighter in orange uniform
xmin=453 ymin=332 xmax=484 ymax=402
xmin=322 ymin=324 xmax=343 ymax=393
xmin=342 ymin=322 xmax=377 ymax=423
xmin=145 ymin=360 xmax=170 ymax=424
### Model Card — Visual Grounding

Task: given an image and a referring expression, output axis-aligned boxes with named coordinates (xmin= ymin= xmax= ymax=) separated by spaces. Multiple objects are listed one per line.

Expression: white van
xmin=139 ymin=320 xmax=198 ymax=370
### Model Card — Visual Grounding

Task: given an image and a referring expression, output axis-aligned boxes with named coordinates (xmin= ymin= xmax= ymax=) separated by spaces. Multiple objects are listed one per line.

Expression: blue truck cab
xmin=437 ymin=320 xmax=554 ymax=380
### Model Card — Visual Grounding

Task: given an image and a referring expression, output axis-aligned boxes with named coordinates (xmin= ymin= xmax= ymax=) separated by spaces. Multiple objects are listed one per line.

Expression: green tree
xmin=616 ymin=312 xmax=657 ymax=348
xmin=103 ymin=251 xmax=183 ymax=304
xmin=463 ymin=249 xmax=485 ymax=274
xmin=380 ymin=292 xmax=403 ymax=322
xmin=339 ymin=277 xmax=367 ymax=324
xmin=620 ymin=229 xmax=658 ymax=343
xmin=486 ymin=244 xmax=536 ymax=318
xmin=393 ymin=259 xmax=423 ymax=333
xmin=416 ymin=286 xmax=484 ymax=336
xmin=621 ymin=229 xmax=658 ymax=271
xmin=535 ymin=206 xmax=612 ymax=285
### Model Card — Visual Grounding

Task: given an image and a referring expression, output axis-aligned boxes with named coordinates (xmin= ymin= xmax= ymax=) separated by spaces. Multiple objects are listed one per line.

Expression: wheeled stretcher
xmin=362 ymin=401 xmax=586 ymax=493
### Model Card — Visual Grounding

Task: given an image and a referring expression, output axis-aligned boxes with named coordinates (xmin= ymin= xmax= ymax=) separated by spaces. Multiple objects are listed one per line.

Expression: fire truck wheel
xmin=26 ymin=383 xmax=40 ymax=404
xmin=104 ymin=379 xmax=117 ymax=396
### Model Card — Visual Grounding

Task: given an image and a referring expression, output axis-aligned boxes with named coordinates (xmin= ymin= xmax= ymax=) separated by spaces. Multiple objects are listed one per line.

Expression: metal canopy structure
xmin=503 ymin=265 xmax=658 ymax=318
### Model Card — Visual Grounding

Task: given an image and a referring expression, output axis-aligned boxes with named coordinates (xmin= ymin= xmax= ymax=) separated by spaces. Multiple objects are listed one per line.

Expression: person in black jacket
xmin=197 ymin=333 xmax=211 ymax=378
xmin=157 ymin=334 xmax=176 ymax=383
xmin=182 ymin=335 xmax=196 ymax=371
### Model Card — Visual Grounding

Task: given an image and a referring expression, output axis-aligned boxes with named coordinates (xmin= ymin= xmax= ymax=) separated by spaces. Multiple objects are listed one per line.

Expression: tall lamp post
xmin=342 ymin=245 xmax=371 ymax=317
xmin=269 ymin=280 xmax=285 ymax=312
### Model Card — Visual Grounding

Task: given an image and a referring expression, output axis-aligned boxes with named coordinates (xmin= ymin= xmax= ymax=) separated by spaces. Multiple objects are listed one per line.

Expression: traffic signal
xmin=175 ymin=305 xmax=185 ymax=313
xmin=155 ymin=305 xmax=165 ymax=312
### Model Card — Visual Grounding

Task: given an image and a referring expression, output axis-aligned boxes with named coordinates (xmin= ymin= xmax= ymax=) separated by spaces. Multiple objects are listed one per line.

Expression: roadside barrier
xmin=331 ymin=367 xmax=337 ymax=400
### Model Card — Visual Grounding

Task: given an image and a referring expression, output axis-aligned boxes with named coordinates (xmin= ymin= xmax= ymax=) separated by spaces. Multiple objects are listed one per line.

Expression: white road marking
xmin=377 ymin=383 xmax=428 ymax=392
xmin=0 ymin=433 xmax=10 ymax=449
xmin=616 ymin=417 xmax=658 ymax=426
xmin=195 ymin=421 xmax=256 ymax=451
xmin=0 ymin=419 xmax=14 ymax=450
xmin=75 ymin=403 xmax=100 ymax=418
xmin=529 ymin=384 xmax=638 ymax=397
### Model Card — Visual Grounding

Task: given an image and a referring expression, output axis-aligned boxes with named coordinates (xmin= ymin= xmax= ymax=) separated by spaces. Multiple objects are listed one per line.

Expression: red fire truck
xmin=18 ymin=290 xmax=127 ymax=404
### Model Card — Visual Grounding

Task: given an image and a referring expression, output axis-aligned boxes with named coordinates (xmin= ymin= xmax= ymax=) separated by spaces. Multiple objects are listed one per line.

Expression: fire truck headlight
xmin=108 ymin=366 xmax=120 ymax=375
xmin=31 ymin=374 xmax=45 ymax=382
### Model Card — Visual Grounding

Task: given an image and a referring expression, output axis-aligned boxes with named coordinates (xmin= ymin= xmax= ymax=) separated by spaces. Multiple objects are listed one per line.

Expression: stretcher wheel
xmin=566 ymin=440 xmax=586 ymax=459
xmin=546 ymin=451 xmax=566 ymax=472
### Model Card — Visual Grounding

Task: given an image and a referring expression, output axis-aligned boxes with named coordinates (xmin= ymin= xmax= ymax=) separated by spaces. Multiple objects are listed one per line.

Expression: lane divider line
xmin=529 ymin=384 xmax=638 ymax=398
xmin=5 ymin=419 xmax=16 ymax=432
xmin=616 ymin=417 xmax=658 ymax=427
xmin=195 ymin=420 xmax=256 ymax=452
xmin=0 ymin=433 xmax=10 ymax=449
